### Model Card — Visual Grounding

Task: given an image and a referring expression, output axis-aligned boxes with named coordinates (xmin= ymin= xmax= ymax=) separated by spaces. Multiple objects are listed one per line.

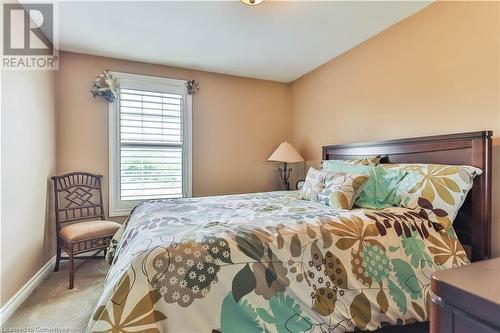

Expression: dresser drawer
xmin=454 ymin=311 xmax=499 ymax=333
xmin=431 ymin=258 xmax=500 ymax=333
xmin=430 ymin=298 xmax=453 ymax=333
xmin=431 ymin=297 xmax=500 ymax=333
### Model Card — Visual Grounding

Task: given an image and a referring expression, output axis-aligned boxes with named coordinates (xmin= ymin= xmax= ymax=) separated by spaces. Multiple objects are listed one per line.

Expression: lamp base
xmin=278 ymin=162 xmax=291 ymax=190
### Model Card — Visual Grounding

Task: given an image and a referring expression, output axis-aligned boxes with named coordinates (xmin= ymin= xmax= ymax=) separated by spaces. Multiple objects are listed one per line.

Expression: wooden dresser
xmin=430 ymin=257 xmax=500 ymax=333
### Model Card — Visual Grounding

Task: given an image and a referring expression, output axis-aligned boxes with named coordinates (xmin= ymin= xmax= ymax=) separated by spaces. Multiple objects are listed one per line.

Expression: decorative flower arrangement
xmin=186 ymin=80 xmax=200 ymax=95
xmin=90 ymin=70 xmax=120 ymax=103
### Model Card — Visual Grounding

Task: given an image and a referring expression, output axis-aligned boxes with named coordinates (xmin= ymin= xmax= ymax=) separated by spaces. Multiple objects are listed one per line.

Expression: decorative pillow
xmin=322 ymin=163 xmax=407 ymax=209
xmin=355 ymin=167 xmax=407 ymax=209
xmin=322 ymin=156 xmax=381 ymax=167
xmin=381 ymin=163 xmax=482 ymax=229
xmin=299 ymin=167 xmax=325 ymax=202
xmin=318 ymin=172 xmax=369 ymax=209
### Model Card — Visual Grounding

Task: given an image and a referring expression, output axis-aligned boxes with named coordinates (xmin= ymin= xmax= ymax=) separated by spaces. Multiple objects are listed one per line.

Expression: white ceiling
xmin=58 ymin=1 xmax=431 ymax=82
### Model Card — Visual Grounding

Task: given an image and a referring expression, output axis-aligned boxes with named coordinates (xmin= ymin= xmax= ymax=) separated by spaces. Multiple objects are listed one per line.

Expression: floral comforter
xmin=87 ymin=191 xmax=468 ymax=333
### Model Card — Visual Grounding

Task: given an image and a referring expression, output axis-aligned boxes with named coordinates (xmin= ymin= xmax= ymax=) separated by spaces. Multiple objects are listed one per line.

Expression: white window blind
xmin=120 ymin=88 xmax=184 ymax=200
xmin=109 ymin=73 xmax=192 ymax=216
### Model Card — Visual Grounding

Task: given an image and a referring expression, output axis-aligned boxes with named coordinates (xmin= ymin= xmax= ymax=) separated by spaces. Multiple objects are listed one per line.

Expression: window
xmin=109 ymin=72 xmax=192 ymax=216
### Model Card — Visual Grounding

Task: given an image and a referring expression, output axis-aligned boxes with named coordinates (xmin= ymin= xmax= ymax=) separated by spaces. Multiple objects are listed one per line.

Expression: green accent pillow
xmin=322 ymin=163 xmax=407 ymax=209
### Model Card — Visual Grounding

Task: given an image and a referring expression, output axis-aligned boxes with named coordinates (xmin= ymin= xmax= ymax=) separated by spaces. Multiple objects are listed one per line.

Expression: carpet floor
xmin=3 ymin=259 xmax=109 ymax=333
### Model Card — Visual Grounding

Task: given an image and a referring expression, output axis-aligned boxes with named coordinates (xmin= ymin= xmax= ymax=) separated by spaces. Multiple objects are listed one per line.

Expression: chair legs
xmin=54 ymin=245 xmax=61 ymax=272
xmin=56 ymin=241 xmax=109 ymax=289
xmin=55 ymin=244 xmax=75 ymax=289
xmin=69 ymin=251 xmax=75 ymax=289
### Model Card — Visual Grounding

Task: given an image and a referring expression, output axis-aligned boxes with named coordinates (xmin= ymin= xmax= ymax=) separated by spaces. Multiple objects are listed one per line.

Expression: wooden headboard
xmin=322 ymin=131 xmax=492 ymax=262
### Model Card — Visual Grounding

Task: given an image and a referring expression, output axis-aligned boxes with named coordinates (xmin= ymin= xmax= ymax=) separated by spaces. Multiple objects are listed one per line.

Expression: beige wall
xmin=1 ymin=70 xmax=57 ymax=305
xmin=0 ymin=52 xmax=288 ymax=307
xmin=289 ymin=1 xmax=500 ymax=257
xmin=56 ymin=52 xmax=289 ymax=219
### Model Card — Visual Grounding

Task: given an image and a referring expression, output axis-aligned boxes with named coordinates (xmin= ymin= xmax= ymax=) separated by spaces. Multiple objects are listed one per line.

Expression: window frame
xmin=108 ymin=72 xmax=192 ymax=217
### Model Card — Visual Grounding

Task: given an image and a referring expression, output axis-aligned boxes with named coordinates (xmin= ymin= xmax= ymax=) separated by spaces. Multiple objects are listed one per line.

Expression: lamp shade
xmin=268 ymin=142 xmax=304 ymax=163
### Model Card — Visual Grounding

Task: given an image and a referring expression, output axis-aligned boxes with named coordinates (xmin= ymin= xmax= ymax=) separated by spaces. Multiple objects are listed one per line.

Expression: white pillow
xmin=299 ymin=167 xmax=325 ymax=202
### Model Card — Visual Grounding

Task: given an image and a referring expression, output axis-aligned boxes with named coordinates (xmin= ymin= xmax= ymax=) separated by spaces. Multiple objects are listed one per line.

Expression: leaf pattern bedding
xmin=87 ymin=191 xmax=468 ymax=333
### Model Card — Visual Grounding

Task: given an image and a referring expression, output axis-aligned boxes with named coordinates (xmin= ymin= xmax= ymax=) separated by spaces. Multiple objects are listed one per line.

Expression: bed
xmin=87 ymin=131 xmax=492 ymax=333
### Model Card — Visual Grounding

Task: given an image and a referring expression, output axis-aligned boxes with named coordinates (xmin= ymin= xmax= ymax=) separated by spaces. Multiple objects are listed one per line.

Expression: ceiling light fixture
xmin=240 ymin=0 xmax=264 ymax=6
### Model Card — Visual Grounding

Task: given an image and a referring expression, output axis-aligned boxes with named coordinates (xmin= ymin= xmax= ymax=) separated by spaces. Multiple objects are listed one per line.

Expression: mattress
xmin=87 ymin=191 xmax=469 ymax=332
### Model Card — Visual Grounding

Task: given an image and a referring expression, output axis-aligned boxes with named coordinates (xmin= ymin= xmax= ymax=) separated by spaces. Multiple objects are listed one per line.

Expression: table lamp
xmin=268 ymin=141 xmax=304 ymax=190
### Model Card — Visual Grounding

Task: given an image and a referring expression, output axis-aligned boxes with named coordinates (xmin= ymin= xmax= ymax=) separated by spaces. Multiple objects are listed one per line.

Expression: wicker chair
xmin=52 ymin=172 xmax=121 ymax=289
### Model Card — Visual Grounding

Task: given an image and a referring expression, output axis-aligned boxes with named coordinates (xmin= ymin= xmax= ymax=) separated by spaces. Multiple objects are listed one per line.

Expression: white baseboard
xmin=0 ymin=256 xmax=56 ymax=324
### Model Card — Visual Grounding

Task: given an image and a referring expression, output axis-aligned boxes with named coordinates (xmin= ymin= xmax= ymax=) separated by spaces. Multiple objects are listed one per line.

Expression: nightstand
xmin=430 ymin=257 xmax=500 ymax=333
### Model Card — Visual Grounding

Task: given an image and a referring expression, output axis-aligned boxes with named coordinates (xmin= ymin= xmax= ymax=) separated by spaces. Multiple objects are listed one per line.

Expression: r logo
xmin=3 ymin=3 xmax=53 ymax=56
